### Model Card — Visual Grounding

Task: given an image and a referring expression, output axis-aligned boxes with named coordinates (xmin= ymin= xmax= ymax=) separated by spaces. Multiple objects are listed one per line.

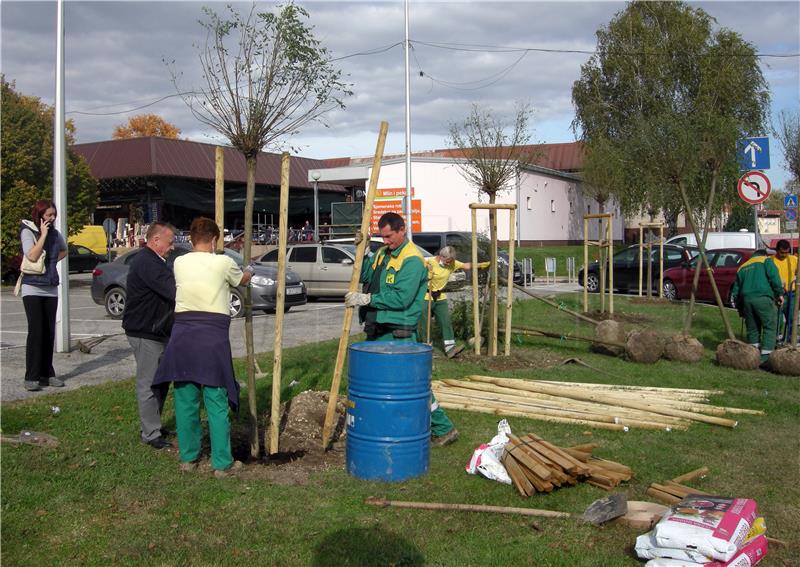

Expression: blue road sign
xmin=737 ymin=137 xmax=770 ymax=171
xmin=785 ymin=209 xmax=797 ymax=221
xmin=785 ymin=195 xmax=798 ymax=209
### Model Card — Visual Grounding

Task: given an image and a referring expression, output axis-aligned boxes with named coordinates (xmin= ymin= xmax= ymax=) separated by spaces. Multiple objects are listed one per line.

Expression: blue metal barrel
xmin=346 ymin=341 xmax=432 ymax=482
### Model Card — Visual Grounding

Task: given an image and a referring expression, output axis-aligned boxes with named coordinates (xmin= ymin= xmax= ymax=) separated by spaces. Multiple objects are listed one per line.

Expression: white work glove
xmin=345 ymin=291 xmax=371 ymax=307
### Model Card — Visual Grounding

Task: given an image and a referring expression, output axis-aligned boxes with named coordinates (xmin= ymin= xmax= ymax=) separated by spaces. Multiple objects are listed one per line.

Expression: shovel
xmin=366 ymin=493 xmax=630 ymax=526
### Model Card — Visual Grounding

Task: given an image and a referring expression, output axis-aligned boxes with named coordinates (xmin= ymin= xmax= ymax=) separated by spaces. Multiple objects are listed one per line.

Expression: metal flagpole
xmin=404 ymin=0 xmax=413 ymax=238
xmin=55 ymin=0 xmax=70 ymax=353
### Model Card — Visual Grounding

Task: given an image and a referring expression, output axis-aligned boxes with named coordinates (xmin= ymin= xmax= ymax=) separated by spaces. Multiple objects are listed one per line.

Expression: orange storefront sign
xmin=377 ymin=187 xmax=415 ymax=198
xmin=370 ymin=199 xmax=421 ymax=234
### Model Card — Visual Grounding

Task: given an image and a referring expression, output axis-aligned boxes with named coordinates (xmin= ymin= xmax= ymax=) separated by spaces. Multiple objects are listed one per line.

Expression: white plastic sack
xmin=652 ymin=496 xmax=758 ymax=563
xmin=636 ymin=531 xmax=712 ymax=563
xmin=644 ymin=535 xmax=768 ymax=567
xmin=464 ymin=419 xmax=512 ymax=485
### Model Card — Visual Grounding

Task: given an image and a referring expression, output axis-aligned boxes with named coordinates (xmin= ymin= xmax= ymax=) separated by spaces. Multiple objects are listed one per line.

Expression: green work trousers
xmin=424 ymin=299 xmax=455 ymax=343
xmin=173 ymin=382 xmax=233 ymax=471
xmin=371 ymin=331 xmax=455 ymax=437
xmin=742 ymin=295 xmax=778 ymax=357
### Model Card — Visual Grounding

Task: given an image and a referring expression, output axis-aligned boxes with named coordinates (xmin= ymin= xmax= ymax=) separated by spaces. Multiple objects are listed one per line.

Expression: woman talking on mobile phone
xmin=19 ymin=199 xmax=68 ymax=392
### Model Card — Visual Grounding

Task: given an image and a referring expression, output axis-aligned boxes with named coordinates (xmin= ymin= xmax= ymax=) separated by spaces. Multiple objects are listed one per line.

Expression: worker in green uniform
xmin=424 ymin=246 xmax=490 ymax=358
xmin=731 ymin=254 xmax=784 ymax=363
xmin=345 ymin=212 xmax=459 ymax=446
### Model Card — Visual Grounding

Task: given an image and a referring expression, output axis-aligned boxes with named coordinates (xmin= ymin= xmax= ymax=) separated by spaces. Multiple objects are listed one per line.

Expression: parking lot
xmin=1 ymin=273 xmax=580 ymax=401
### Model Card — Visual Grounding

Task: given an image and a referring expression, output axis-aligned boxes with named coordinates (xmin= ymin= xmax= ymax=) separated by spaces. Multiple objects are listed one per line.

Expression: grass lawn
xmin=515 ymin=245 xmax=587 ymax=278
xmin=2 ymin=293 xmax=798 ymax=566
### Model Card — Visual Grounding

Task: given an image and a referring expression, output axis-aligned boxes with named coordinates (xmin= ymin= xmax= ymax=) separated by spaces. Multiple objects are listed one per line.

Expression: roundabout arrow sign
xmin=737 ymin=170 xmax=771 ymax=205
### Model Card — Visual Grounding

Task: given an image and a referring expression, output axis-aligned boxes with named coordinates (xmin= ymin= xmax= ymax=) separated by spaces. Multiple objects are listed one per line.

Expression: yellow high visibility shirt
xmin=771 ymin=254 xmax=797 ymax=292
xmin=425 ymin=257 xmax=464 ymax=300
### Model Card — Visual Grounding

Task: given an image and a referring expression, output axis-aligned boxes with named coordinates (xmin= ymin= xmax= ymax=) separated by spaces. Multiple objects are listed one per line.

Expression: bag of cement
xmin=652 ymin=496 xmax=757 ymax=562
xmin=644 ymin=535 xmax=768 ymax=567
xmin=636 ymin=531 xmax=712 ymax=563
xmin=465 ymin=419 xmax=512 ymax=485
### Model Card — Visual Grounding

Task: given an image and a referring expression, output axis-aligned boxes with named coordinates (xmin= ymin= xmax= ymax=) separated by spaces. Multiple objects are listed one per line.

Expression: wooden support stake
xmin=321 ymin=122 xmax=388 ymax=449
xmin=214 ymin=147 xmax=224 ymax=253
xmin=365 ymin=497 xmax=571 ymax=518
xmin=504 ymin=208 xmax=515 ymax=356
xmin=467 ymin=375 xmax=739 ymax=428
xmin=471 ymin=208 xmax=480 ymax=355
xmin=671 ymin=467 xmax=709 ymax=484
xmin=268 ymin=153 xmax=290 ymax=455
xmin=646 ymin=487 xmax=682 ymax=505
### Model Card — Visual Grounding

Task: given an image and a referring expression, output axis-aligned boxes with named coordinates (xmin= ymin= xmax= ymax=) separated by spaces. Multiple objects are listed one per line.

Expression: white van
xmin=664 ymin=231 xmax=756 ymax=250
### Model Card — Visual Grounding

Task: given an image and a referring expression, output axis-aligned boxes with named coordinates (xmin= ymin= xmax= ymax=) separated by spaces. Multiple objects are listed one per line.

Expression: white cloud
xmin=1 ymin=0 xmax=797 ymax=185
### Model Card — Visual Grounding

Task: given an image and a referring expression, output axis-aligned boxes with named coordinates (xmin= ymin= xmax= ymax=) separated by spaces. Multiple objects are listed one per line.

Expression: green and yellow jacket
xmin=731 ymin=255 xmax=784 ymax=307
xmin=360 ymin=239 xmax=427 ymax=328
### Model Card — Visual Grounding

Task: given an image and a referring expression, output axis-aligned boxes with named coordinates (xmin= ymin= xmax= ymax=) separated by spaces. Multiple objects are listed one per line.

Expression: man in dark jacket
xmin=122 ymin=222 xmax=177 ymax=449
xmin=731 ymin=254 xmax=784 ymax=363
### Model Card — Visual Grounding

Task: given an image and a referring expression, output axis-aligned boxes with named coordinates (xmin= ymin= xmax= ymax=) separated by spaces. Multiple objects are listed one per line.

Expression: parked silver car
xmin=91 ymin=244 xmax=306 ymax=319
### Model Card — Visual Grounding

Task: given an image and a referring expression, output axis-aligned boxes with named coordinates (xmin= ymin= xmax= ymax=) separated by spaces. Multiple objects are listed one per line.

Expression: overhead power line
xmin=66 ymin=38 xmax=799 ymax=116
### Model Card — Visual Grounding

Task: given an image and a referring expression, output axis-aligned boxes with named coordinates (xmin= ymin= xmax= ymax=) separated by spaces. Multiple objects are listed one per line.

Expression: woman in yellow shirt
xmin=424 ymin=246 xmax=489 ymax=358
xmin=153 ymin=217 xmax=252 ymax=477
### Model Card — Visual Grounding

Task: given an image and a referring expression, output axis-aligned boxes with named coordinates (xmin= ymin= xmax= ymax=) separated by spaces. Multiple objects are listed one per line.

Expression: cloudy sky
xmin=2 ymin=1 xmax=798 ymax=189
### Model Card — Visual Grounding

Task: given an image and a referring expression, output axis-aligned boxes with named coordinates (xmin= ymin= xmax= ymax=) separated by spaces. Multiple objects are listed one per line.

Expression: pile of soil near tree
xmin=222 ymin=390 xmax=347 ymax=485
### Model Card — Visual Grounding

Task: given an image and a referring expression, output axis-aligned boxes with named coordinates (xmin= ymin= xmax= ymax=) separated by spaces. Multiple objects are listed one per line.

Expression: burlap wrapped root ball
xmin=663 ymin=335 xmax=705 ymax=363
xmin=591 ymin=320 xmax=626 ymax=356
xmin=625 ymin=329 xmax=665 ymax=363
xmin=716 ymin=340 xmax=760 ymax=370
xmin=768 ymin=346 xmax=800 ymax=376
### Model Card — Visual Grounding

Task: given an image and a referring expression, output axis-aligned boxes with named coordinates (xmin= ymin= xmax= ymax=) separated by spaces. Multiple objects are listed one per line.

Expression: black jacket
xmin=122 ymin=247 xmax=176 ymax=342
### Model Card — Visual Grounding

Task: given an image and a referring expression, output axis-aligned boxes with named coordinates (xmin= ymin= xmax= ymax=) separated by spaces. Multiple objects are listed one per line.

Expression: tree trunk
xmin=488 ymin=192 xmax=498 ymax=356
xmin=244 ymin=156 xmax=259 ymax=458
xmin=677 ymin=181 xmax=734 ymax=340
xmin=683 ymin=170 xmax=718 ymax=335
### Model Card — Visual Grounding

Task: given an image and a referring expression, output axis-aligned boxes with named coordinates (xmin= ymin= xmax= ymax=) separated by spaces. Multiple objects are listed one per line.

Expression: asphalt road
xmin=1 ymin=274 xmax=581 ymax=402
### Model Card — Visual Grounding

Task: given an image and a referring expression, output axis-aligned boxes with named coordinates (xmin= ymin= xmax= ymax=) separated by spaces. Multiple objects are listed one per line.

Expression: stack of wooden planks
xmin=502 ymin=435 xmax=632 ymax=497
xmin=646 ymin=467 xmax=711 ymax=505
xmin=432 ymin=376 xmax=763 ymax=431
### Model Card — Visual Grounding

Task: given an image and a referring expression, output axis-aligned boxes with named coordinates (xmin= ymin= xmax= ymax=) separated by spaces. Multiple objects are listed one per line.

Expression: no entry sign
xmin=737 ymin=170 xmax=771 ymax=205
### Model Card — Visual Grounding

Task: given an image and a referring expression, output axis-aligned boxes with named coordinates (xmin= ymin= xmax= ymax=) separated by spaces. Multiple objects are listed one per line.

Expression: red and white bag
xmin=652 ymin=496 xmax=758 ymax=562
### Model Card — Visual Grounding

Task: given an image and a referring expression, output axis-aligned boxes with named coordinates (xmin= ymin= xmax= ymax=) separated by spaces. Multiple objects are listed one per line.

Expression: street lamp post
xmin=311 ymin=170 xmax=321 ymax=241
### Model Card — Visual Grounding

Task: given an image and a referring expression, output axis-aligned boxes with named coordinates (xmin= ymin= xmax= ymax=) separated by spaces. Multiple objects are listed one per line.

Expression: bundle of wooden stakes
xmin=432 ymin=376 xmax=764 ymax=431
xmin=502 ymin=435 xmax=631 ymax=497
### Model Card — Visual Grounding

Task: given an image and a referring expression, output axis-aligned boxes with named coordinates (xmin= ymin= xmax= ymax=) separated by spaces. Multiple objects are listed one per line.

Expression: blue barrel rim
xmin=349 ymin=340 xmax=433 ymax=355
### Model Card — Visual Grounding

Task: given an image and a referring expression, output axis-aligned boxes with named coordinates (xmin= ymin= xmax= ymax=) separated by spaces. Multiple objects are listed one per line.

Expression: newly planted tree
xmin=168 ymin=3 xmax=350 ymax=457
xmin=572 ymin=1 xmax=769 ymax=339
xmin=447 ymin=102 xmax=537 ymax=346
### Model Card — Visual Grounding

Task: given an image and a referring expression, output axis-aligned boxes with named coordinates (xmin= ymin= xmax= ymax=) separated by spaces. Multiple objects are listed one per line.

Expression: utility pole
xmin=404 ymin=0 xmax=413 ymax=238
xmin=54 ymin=0 xmax=70 ymax=353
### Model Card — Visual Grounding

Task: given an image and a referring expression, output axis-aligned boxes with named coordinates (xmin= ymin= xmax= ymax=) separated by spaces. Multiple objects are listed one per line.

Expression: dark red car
xmin=662 ymin=248 xmax=756 ymax=308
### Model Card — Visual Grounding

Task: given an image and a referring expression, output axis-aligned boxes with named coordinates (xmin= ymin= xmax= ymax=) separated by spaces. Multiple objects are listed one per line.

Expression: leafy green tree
xmin=774 ymin=110 xmax=800 ymax=189
xmin=167 ymin=3 xmax=350 ymax=457
xmin=571 ymin=1 xmax=770 ymax=338
xmin=1 ymin=77 xmax=98 ymax=269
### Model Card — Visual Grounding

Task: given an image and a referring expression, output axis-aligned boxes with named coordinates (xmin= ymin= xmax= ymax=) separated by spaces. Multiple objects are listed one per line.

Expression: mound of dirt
xmin=266 ymin=390 xmax=347 ymax=455
xmin=768 ymin=347 xmax=800 ymax=376
xmin=591 ymin=320 xmax=626 ymax=356
xmin=625 ymin=330 xmax=665 ymax=364
xmin=716 ymin=340 xmax=760 ymax=370
xmin=663 ymin=335 xmax=705 ymax=363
